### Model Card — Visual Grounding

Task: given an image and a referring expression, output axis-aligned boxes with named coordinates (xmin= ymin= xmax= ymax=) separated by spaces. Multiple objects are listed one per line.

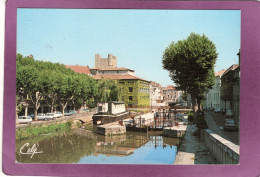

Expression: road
xmin=204 ymin=111 xmax=239 ymax=145
xmin=16 ymin=111 xmax=95 ymax=129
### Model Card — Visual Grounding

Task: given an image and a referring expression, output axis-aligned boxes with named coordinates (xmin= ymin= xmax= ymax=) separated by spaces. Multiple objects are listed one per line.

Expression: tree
xmin=96 ymin=78 xmax=122 ymax=102
xmin=16 ymin=65 xmax=48 ymax=120
xmin=162 ymin=33 xmax=218 ymax=115
xmin=43 ymin=71 xmax=60 ymax=113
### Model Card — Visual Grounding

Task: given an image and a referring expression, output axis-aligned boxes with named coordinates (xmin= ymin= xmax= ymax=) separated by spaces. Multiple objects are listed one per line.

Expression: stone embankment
xmin=201 ymin=129 xmax=239 ymax=164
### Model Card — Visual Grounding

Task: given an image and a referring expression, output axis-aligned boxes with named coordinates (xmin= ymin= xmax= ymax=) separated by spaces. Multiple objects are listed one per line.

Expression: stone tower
xmin=95 ymin=54 xmax=117 ymax=68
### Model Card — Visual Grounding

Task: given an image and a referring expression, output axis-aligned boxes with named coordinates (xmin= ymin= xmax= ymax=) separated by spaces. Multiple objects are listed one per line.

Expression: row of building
xmin=66 ymin=54 xmax=186 ymax=108
xmin=205 ymin=51 xmax=240 ymax=125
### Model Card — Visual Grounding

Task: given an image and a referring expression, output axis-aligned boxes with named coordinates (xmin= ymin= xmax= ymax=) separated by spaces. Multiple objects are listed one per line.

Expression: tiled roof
xmin=222 ymin=64 xmax=239 ymax=77
xmin=215 ymin=69 xmax=226 ymax=77
xmin=92 ymin=74 xmax=147 ymax=81
xmin=65 ymin=65 xmax=91 ymax=75
xmin=167 ymin=85 xmax=175 ymax=90
xmin=90 ymin=67 xmax=134 ymax=72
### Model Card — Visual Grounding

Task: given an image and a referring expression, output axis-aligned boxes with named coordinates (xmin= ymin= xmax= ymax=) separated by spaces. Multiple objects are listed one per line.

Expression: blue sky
xmin=17 ymin=9 xmax=240 ymax=86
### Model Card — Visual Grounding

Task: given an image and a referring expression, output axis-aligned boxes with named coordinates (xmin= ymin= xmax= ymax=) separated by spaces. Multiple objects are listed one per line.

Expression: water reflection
xmin=16 ymin=129 xmax=180 ymax=164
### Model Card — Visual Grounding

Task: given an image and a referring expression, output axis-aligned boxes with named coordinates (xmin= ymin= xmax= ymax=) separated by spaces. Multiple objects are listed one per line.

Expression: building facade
xmin=162 ymin=85 xmax=183 ymax=105
xmin=91 ymin=54 xmax=150 ymax=107
xmin=205 ymin=69 xmax=226 ymax=110
xmin=221 ymin=64 xmax=239 ymax=111
xmin=149 ymin=81 xmax=166 ymax=107
xmin=95 ymin=54 xmax=117 ymax=68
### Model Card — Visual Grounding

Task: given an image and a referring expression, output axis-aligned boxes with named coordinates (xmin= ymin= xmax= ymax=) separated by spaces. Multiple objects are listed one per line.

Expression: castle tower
xmin=95 ymin=54 xmax=117 ymax=68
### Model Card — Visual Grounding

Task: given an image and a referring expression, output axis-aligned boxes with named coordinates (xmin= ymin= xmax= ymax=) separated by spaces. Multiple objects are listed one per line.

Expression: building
xmin=220 ymin=64 xmax=239 ymax=112
xmin=65 ymin=65 xmax=91 ymax=75
xmin=91 ymin=54 xmax=150 ymax=108
xmin=233 ymin=66 xmax=240 ymax=124
xmin=97 ymin=102 xmax=126 ymax=115
xmin=95 ymin=54 xmax=117 ymax=68
xmin=162 ymin=85 xmax=183 ymax=105
xmin=205 ymin=69 xmax=226 ymax=110
xmin=90 ymin=67 xmax=135 ymax=76
xmin=149 ymin=81 xmax=166 ymax=108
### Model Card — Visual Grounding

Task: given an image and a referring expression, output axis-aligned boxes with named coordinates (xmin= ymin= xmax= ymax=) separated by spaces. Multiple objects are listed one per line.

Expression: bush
xmin=195 ymin=114 xmax=208 ymax=129
xmin=87 ymin=98 xmax=96 ymax=108
xmin=188 ymin=112 xmax=194 ymax=122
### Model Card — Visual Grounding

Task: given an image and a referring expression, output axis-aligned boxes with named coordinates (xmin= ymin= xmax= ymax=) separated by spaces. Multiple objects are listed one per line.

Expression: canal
xmin=16 ymin=127 xmax=180 ymax=164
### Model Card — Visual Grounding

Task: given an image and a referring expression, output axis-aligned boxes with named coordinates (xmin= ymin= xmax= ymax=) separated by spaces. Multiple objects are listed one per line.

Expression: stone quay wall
xmin=202 ymin=129 xmax=239 ymax=164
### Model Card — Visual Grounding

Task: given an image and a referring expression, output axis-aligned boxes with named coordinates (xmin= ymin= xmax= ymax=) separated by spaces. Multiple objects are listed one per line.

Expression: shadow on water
xmin=16 ymin=128 xmax=181 ymax=164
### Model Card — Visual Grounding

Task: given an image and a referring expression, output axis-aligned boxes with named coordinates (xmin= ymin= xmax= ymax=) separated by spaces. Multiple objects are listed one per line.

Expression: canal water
xmin=16 ymin=128 xmax=180 ymax=164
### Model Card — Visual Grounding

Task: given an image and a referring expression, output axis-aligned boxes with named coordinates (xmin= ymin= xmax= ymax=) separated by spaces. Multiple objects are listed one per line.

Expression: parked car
xmin=226 ymin=109 xmax=234 ymax=117
xmin=29 ymin=113 xmax=35 ymax=119
xmin=69 ymin=110 xmax=77 ymax=115
xmin=45 ymin=113 xmax=56 ymax=120
xmin=214 ymin=108 xmax=221 ymax=113
xmin=37 ymin=113 xmax=49 ymax=121
xmin=78 ymin=108 xmax=89 ymax=113
xmin=18 ymin=116 xmax=32 ymax=124
xmin=53 ymin=111 xmax=63 ymax=118
xmin=64 ymin=110 xmax=77 ymax=116
xmin=223 ymin=119 xmax=238 ymax=131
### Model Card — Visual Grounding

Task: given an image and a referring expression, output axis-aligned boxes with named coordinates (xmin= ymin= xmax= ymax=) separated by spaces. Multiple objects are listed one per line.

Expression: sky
xmin=17 ymin=9 xmax=241 ymax=87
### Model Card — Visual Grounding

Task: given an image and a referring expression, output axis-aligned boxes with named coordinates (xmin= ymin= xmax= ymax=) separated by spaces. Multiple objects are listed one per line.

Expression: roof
xmin=215 ymin=69 xmax=226 ymax=77
xmin=167 ymin=85 xmax=175 ymax=90
xmin=65 ymin=65 xmax=91 ymax=75
xmin=92 ymin=74 xmax=147 ymax=81
xmin=222 ymin=64 xmax=239 ymax=77
xmin=90 ymin=67 xmax=134 ymax=72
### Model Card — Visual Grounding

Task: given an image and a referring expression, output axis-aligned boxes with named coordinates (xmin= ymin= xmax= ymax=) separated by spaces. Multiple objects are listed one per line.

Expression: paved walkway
xmin=174 ymin=124 xmax=217 ymax=164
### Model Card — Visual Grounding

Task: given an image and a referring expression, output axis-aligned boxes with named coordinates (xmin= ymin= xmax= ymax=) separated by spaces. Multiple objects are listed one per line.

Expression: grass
xmin=16 ymin=121 xmax=72 ymax=140
xmin=84 ymin=124 xmax=93 ymax=131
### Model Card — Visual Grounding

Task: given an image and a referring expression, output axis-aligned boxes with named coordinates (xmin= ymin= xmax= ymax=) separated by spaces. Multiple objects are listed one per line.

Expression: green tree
xmin=16 ymin=65 xmax=49 ymax=120
xmin=56 ymin=74 xmax=83 ymax=115
xmin=96 ymin=78 xmax=122 ymax=102
xmin=43 ymin=71 xmax=60 ymax=113
xmin=162 ymin=33 xmax=218 ymax=115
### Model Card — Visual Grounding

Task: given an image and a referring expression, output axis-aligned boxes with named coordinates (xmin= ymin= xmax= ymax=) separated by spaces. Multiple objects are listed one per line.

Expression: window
xmin=129 ymin=96 xmax=133 ymax=101
xmin=128 ymin=87 xmax=133 ymax=92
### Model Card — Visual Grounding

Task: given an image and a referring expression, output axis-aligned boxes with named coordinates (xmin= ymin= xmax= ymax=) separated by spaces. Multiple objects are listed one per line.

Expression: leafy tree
xmin=96 ymin=78 xmax=122 ymax=102
xmin=56 ymin=74 xmax=83 ymax=115
xmin=162 ymin=33 xmax=218 ymax=115
xmin=43 ymin=71 xmax=60 ymax=113
xmin=16 ymin=53 xmax=97 ymax=118
xmin=16 ymin=65 xmax=48 ymax=120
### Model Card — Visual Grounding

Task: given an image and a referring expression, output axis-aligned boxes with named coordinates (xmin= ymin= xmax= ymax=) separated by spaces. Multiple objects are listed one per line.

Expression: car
xmin=64 ymin=110 xmax=77 ymax=116
xmin=18 ymin=116 xmax=32 ymax=124
xmin=53 ymin=111 xmax=63 ymax=118
xmin=214 ymin=108 xmax=221 ymax=113
xmin=69 ymin=110 xmax=77 ymax=115
xmin=226 ymin=109 xmax=234 ymax=117
xmin=37 ymin=113 xmax=49 ymax=121
xmin=223 ymin=119 xmax=238 ymax=131
xmin=45 ymin=113 xmax=56 ymax=120
xmin=64 ymin=111 xmax=71 ymax=116
xmin=77 ymin=108 xmax=89 ymax=113
xmin=28 ymin=113 xmax=35 ymax=119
